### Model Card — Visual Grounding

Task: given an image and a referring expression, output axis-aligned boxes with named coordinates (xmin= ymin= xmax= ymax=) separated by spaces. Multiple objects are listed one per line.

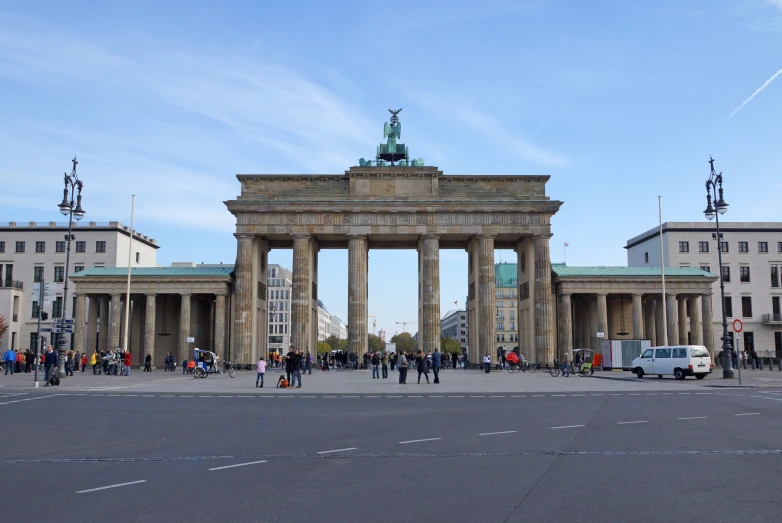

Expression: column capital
xmin=144 ymin=292 xmax=157 ymax=297
xmin=214 ymin=292 xmax=227 ymax=297
xmin=234 ymin=233 xmax=254 ymax=240
xmin=420 ymin=234 xmax=440 ymax=240
xmin=292 ymin=233 xmax=312 ymax=240
xmin=476 ymin=234 xmax=496 ymax=240
xmin=180 ymin=292 xmax=192 ymax=297
xmin=346 ymin=233 xmax=367 ymax=240
xmin=632 ymin=292 xmax=644 ymax=296
xmin=533 ymin=233 xmax=554 ymax=240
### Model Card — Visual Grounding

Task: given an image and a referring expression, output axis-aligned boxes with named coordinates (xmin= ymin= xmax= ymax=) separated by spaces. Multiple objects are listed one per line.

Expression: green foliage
xmin=324 ymin=335 xmax=347 ymax=352
xmin=440 ymin=336 xmax=462 ymax=354
xmin=390 ymin=332 xmax=416 ymax=353
xmin=368 ymin=333 xmax=386 ymax=353
xmin=0 ymin=314 xmax=7 ymax=348
xmin=317 ymin=341 xmax=332 ymax=355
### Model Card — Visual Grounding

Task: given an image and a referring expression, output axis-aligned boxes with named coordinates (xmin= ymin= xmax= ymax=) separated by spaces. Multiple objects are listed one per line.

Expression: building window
xmin=4 ymin=265 xmax=11 ymax=285
xmin=56 ymin=241 xmax=65 ymax=252
xmin=759 ymin=242 xmax=768 ymax=253
xmin=779 ymin=242 xmax=782 ymax=253
xmin=719 ymin=241 xmax=728 ymax=253
xmin=76 ymin=241 xmax=86 ymax=252
xmin=699 ymin=241 xmax=709 ymax=253
xmin=740 ymin=266 xmax=750 ymax=283
xmin=135 ymin=252 xmax=140 ymax=263
xmin=724 ymin=297 xmax=733 ymax=317
xmin=741 ymin=296 xmax=752 ymax=318
xmin=722 ymin=266 xmax=730 ymax=282
xmin=772 ymin=266 xmax=779 ymax=288
xmin=74 ymin=265 xmax=84 ymax=273
xmin=679 ymin=241 xmax=689 ymax=253
xmin=510 ymin=322 xmax=515 ymax=331
xmin=54 ymin=266 xmax=65 ymax=282
xmin=33 ymin=266 xmax=43 ymax=282
xmin=644 ymin=252 xmax=649 ymax=263
xmin=776 ymin=332 xmax=782 ymax=359
xmin=744 ymin=332 xmax=754 ymax=354
xmin=509 ymin=290 xmax=515 ymax=298
xmin=496 ymin=279 xmax=502 ymax=286
xmin=511 ymin=279 xmax=517 ymax=287
xmin=496 ymin=290 xmax=503 ymax=299
xmin=0 ymin=241 xmax=4 ymax=252
xmin=15 ymin=241 xmax=25 ymax=253
xmin=30 ymin=332 xmax=38 ymax=352
xmin=497 ymin=322 xmax=504 ymax=331
xmin=31 ymin=300 xmax=40 ymax=318
xmin=35 ymin=241 xmax=45 ymax=253
xmin=738 ymin=241 xmax=749 ymax=253
xmin=497 ymin=301 xmax=504 ymax=308
xmin=52 ymin=297 xmax=63 ymax=318
xmin=96 ymin=241 xmax=106 ymax=253
xmin=700 ymin=265 xmax=710 ymax=273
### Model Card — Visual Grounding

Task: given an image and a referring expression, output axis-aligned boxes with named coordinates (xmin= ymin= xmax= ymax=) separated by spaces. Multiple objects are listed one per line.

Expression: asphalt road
xmin=2 ymin=390 xmax=782 ymax=523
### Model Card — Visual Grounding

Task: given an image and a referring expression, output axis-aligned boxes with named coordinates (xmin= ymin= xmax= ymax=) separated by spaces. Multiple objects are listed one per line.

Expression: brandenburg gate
xmin=225 ymin=110 xmax=562 ymax=365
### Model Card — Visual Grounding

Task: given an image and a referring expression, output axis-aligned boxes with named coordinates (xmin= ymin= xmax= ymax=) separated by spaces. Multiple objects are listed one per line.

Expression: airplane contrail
xmin=727 ymin=66 xmax=782 ymax=120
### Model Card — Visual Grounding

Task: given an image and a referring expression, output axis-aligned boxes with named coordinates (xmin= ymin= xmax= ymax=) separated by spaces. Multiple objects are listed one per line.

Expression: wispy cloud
xmin=726 ymin=66 xmax=782 ymax=120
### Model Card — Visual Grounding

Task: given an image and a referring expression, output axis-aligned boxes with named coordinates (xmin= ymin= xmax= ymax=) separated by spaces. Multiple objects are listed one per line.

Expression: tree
xmin=390 ymin=332 xmax=416 ymax=353
xmin=0 ymin=314 xmax=7 ymax=349
xmin=440 ymin=336 xmax=462 ymax=354
xmin=317 ymin=341 xmax=332 ymax=355
xmin=368 ymin=333 xmax=386 ymax=353
xmin=324 ymin=335 xmax=347 ymax=352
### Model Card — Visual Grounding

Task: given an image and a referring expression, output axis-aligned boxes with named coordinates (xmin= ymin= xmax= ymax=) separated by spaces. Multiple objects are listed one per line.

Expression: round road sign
xmin=733 ymin=319 xmax=743 ymax=333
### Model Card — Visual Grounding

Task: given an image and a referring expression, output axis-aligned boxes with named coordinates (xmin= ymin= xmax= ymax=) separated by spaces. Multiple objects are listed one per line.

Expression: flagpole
xmin=122 ymin=195 xmax=135 ymax=355
xmin=659 ymin=196 xmax=667 ymax=345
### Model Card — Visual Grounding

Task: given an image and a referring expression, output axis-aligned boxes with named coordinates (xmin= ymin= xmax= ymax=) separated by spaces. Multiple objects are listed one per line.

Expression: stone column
xmin=86 ymin=296 xmax=98 ymax=355
xmin=689 ymin=295 xmax=702 ymax=346
xmin=292 ymin=234 xmax=316 ymax=354
xmin=347 ymin=235 xmax=368 ymax=358
xmin=655 ymin=299 xmax=665 ymax=346
xmin=419 ymin=235 xmax=441 ymax=354
xmin=179 ymin=293 xmax=191 ymax=362
xmin=73 ymin=293 xmax=86 ymax=354
xmin=144 ymin=293 xmax=156 ymax=368
xmin=678 ymin=296 xmax=688 ymax=345
xmin=233 ymin=233 xmax=255 ymax=366
xmin=477 ymin=235 xmax=496 ymax=363
xmin=702 ymin=294 xmax=714 ymax=357
xmin=99 ymin=297 xmax=109 ymax=352
xmin=644 ymin=299 xmax=656 ymax=345
xmin=533 ymin=235 xmax=554 ymax=364
xmin=596 ymin=293 xmax=608 ymax=340
xmin=632 ymin=293 xmax=643 ymax=339
xmin=109 ymin=294 xmax=121 ymax=351
xmin=559 ymin=293 xmax=573 ymax=358
xmin=666 ymin=293 xmax=678 ymax=346
xmin=214 ymin=293 xmax=226 ymax=360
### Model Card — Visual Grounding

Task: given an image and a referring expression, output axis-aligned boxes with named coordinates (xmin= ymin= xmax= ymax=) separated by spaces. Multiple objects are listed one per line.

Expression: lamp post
xmin=704 ymin=156 xmax=733 ymax=378
xmin=269 ymin=302 xmax=277 ymax=358
xmin=56 ymin=157 xmax=85 ymax=379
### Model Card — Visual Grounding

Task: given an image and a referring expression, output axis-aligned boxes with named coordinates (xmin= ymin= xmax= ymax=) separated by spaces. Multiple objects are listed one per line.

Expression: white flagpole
xmin=122 ymin=195 xmax=135 ymax=353
xmin=659 ymin=196 xmax=667 ymax=345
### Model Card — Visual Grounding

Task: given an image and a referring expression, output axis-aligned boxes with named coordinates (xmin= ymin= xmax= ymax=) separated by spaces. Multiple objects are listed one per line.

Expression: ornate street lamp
xmin=56 ymin=157 xmax=85 ymax=379
xmin=704 ymin=156 xmax=733 ymax=378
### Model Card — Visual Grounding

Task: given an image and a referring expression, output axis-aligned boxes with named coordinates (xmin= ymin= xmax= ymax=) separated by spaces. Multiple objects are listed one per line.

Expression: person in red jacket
xmin=81 ymin=353 xmax=88 ymax=373
xmin=124 ymin=351 xmax=132 ymax=375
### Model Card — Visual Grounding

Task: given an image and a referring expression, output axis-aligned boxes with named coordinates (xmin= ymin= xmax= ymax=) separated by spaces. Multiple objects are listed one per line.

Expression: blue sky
xmin=1 ymin=0 xmax=780 ymax=336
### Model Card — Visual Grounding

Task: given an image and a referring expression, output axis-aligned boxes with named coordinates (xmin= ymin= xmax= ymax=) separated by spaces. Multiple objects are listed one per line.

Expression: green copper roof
xmin=71 ymin=267 xmax=235 ymax=278
xmin=494 ymin=262 xmax=517 ymax=287
xmin=552 ymin=265 xmax=716 ymax=278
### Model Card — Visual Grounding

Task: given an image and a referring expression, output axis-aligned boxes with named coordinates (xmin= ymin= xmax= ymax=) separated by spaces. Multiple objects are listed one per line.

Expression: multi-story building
xmin=440 ymin=309 xmax=468 ymax=350
xmin=495 ymin=262 xmax=520 ymax=355
xmin=0 ymin=220 xmax=158 ymax=353
xmin=317 ymin=299 xmax=347 ymax=342
xmin=626 ymin=222 xmax=782 ymax=357
xmin=267 ymin=264 xmax=292 ymax=354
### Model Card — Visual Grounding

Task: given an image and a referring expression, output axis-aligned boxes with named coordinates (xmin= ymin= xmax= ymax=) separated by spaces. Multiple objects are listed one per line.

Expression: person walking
xmin=64 ymin=351 xmax=73 ymax=376
xmin=415 ymin=350 xmax=430 ymax=384
xmin=81 ymin=353 xmax=87 ymax=373
xmin=90 ymin=352 xmax=97 ymax=374
xmin=43 ymin=345 xmax=58 ymax=385
xmin=3 ymin=347 xmax=15 ymax=375
xmin=451 ymin=351 xmax=458 ymax=370
xmin=381 ymin=351 xmax=389 ymax=379
xmin=483 ymin=353 xmax=491 ymax=374
xmin=397 ymin=352 xmax=408 ymax=384
xmin=285 ymin=345 xmax=295 ymax=384
xmin=371 ymin=351 xmax=380 ymax=379
xmin=304 ymin=351 xmax=313 ymax=375
xmin=431 ymin=348 xmax=442 ymax=384
xmin=256 ymin=356 xmax=266 ymax=388
xmin=124 ymin=350 xmax=132 ymax=375
xmin=144 ymin=353 xmax=152 ymax=372
xmin=560 ymin=359 xmax=570 ymax=377
xmin=290 ymin=348 xmax=303 ymax=388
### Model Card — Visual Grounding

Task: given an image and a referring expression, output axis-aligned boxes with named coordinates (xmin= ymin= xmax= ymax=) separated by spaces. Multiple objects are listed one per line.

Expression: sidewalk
xmin=2 ymin=366 xmax=779 ymax=394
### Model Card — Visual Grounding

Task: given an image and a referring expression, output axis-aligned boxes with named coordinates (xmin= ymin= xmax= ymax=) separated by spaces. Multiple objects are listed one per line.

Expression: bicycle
xmin=506 ymin=363 xmax=521 ymax=373
xmin=521 ymin=361 xmax=537 ymax=373
xmin=549 ymin=359 xmax=561 ymax=377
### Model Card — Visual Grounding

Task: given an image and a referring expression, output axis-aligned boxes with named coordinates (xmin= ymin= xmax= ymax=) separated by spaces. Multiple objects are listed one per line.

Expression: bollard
xmin=743 ymin=360 xmax=747 ymax=370
xmin=769 ymin=358 xmax=775 ymax=371
xmin=778 ymin=359 xmax=782 ymax=371
xmin=760 ymin=359 xmax=764 ymax=370
xmin=753 ymin=360 xmax=758 ymax=370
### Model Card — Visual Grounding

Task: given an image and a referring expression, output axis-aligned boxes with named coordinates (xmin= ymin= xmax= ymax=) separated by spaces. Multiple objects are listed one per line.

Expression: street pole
xmin=658 ymin=196 xmax=667 ymax=345
xmin=736 ymin=335 xmax=742 ymax=386
xmin=122 ymin=195 xmax=135 ymax=356
xmin=34 ymin=274 xmax=44 ymax=388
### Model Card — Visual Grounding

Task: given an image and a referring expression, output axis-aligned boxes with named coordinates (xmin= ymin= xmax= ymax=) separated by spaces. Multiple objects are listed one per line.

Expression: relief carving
xmin=415 ymin=214 xmax=427 ymax=225
xmin=379 ymin=214 xmax=390 ymax=225
xmin=324 ymin=214 xmax=334 ymax=225
xmin=491 ymin=213 xmax=502 ymax=224
xmin=435 ymin=214 xmax=448 ymax=225
xmin=342 ymin=214 xmax=353 ymax=224
xmin=453 ymin=214 xmax=466 ymax=225
xmin=398 ymin=214 xmax=412 ymax=225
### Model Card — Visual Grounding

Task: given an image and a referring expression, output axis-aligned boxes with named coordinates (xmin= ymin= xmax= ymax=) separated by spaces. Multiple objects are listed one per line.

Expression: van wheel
xmin=636 ymin=368 xmax=644 ymax=379
xmin=695 ymin=374 xmax=706 ymax=380
xmin=674 ymin=368 xmax=685 ymax=380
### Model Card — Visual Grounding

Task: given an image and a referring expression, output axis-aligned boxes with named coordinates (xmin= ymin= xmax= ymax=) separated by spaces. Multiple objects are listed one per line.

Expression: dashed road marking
xmin=617 ymin=421 xmax=648 ymax=425
xmin=479 ymin=431 xmax=517 ymax=436
xmin=0 ymin=396 xmax=56 ymax=406
xmin=209 ymin=460 xmax=267 ymax=471
xmin=678 ymin=416 xmax=708 ymax=420
xmin=399 ymin=438 xmax=442 ymax=444
xmin=77 ymin=480 xmax=146 ymax=494
xmin=551 ymin=425 xmax=585 ymax=430
xmin=735 ymin=413 xmax=760 ymax=416
xmin=749 ymin=395 xmax=782 ymax=403
xmin=317 ymin=448 xmax=357 ymax=455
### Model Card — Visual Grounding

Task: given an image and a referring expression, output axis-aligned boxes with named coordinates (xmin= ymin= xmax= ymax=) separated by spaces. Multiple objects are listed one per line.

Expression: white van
xmin=631 ymin=345 xmax=712 ymax=380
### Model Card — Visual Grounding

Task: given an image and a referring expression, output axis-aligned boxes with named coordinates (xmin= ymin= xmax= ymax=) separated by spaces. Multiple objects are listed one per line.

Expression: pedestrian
xmin=322 ymin=353 xmax=329 ymax=371
xmin=43 ymin=345 xmax=58 ymax=385
xmin=416 ymin=350 xmax=430 ymax=384
xmin=65 ymin=351 xmax=74 ymax=376
xmin=290 ymin=348 xmax=303 ymax=388
xmin=2 ymin=347 xmax=15 ymax=375
xmin=16 ymin=350 xmax=23 ymax=373
xmin=483 ymin=353 xmax=491 ymax=374
xmin=256 ymin=356 xmax=266 ymax=388
xmin=90 ymin=352 xmax=97 ymax=374
xmin=81 ymin=353 xmax=88 ymax=373
xmin=73 ymin=352 xmax=80 ymax=372
xmin=381 ymin=351 xmax=389 ymax=379
xmin=124 ymin=350 xmax=132 ymax=375
xmin=431 ymin=348 xmax=442 ymax=384
xmin=304 ymin=351 xmax=313 ymax=375
xmin=560 ymin=359 xmax=570 ymax=377
xmin=144 ymin=353 xmax=152 ymax=372
xmin=182 ymin=357 xmax=187 ymax=374
xmin=397 ymin=352 xmax=408 ymax=384
xmin=285 ymin=345 xmax=295 ymax=383
xmin=371 ymin=351 xmax=380 ymax=378
xmin=349 ymin=350 xmax=358 ymax=370
xmin=451 ymin=351 xmax=458 ymax=370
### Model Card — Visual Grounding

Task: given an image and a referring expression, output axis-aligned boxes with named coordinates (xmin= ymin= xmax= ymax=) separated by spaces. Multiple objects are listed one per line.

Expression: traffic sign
xmin=41 ymin=328 xmax=52 ymax=332
xmin=56 ymin=337 xmax=68 ymax=346
xmin=596 ymin=332 xmax=605 ymax=338
xmin=53 ymin=319 xmax=74 ymax=324
xmin=186 ymin=337 xmax=195 ymax=343
xmin=733 ymin=319 xmax=743 ymax=333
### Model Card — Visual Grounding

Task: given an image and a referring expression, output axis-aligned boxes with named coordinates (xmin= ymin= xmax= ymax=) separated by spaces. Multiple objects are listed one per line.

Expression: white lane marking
xmin=590 ymin=394 xmax=604 ymax=396
xmin=749 ymin=395 xmax=782 ymax=402
xmin=552 ymin=394 xmax=566 ymax=397
xmin=490 ymin=395 xmax=506 ymax=398
xmin=678 ymin=416 xmax=708 ymax=420
xmin=209 ymin=460 xmax=267 ymax=471
xmin=571 ymin=394 xmax=586 ymax=397
xmin=661 ymin=393 xmax=673 ymax=395
xmin=142 ymin=395 xmax=156 ymax=397
xmin=342 ymin=395 xmax=359 ymax=398
xmin=470 ymin=395 xmax=486 ymax=398
xmin=159 ymin=395 xmax=174 ymax=398
xmin=0 ymin=395 xmax=56 ymax=406
xmin=218 ymin=396 xmax=233 ymax=398
xmin=617 ymin=421 xmax=648 ymax=425
xmin=696 ymin=393 xmax=711 ymax=395
xmin=387 ymin=395 xmax=402 ymax=398
xmin=317 ymin=447 xmax=357 ymax=454
xmin=322 ymin=395 xmax=337 ymax=398
xmin=124 ymin=394 xmax=138 ymax=397
xmin=449 ymin=395 xmax=464 ymax=398
xmin=610 ymin=394 xmax=623 ymax=396
xmin=628 ymin=394 xmax=641 ymax=396
xmin=408 ymin=395 xmax=423 ymax=398
xmin=107 ymin=395 xmax=122 ymax=397
xmin=550 ymin=425 xmax=586 ymax=430
xmin=301 ymin=395 xmax=317 ymax=398
xmin=511 ymin=395 xmax=525 ymax=398
xmin=77 ymin=480 xmax=146 ymax=494
xmin=198 ymin=395 xmax=213 ymax=398
xmin=180 ymin=395 xmax=193 ymax=398
xmin=645 ymin=393 xmax=658 ymax=396
xmin=399 ymin=438 xmax=441 ymax=444
xmin=479 ymin=431 xmax=517 ymax=436
xmin=734 ymin=413 xmax=761 ymax=416
xmin=237 ymin=396 xmax=252 ymax=398
xmin=678 ymin=393 xmax=692 ymax=395
xmin=532 ymin=395 xmax=545 ymax=397
xmin=430 ymin=395 xmax=444 ymax=398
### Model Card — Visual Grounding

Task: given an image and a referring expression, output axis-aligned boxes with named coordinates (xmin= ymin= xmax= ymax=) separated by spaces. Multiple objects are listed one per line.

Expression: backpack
xmin=277 ymin=375 xmax=288 ymax=388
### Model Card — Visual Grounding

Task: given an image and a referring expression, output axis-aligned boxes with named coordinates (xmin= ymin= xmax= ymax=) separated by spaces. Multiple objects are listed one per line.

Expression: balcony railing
xmin=762 ymin=313 xmax=782 ymax=324
xmin=3 ymin=280 xmax=23 ymax=290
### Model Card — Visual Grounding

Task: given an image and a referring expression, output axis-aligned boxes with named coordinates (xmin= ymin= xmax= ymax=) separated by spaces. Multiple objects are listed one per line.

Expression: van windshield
xmin=690 ymin=347 xmax=709 ymax=358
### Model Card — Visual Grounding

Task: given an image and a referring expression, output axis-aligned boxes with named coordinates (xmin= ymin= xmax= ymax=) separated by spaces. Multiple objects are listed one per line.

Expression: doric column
xmin=533 ymin=235 xmax=553 ymax=363
xmin=632 ymin=293 xmax=643 ymax=339
xmin=597 ymin=293 xmax=608 ymax=339
xmin=347 ymin=234 xmax=368 ymax=358
xmin=678 ymin=296 xmax=688 ymax=345
xmin=702 ymin=294 xmax=714 ymax=357
xmin=233 ymin=233 xmax=255 ymax=366
xmin=109 ymin=294 xmax=121 ymax=351
xmin=144 ymin=293 xmax=156 ymax=368
xmin=214 ymin=293 xmax=226 ymax=360
xmin=559 ymin=293 xmax=573 ymax=358
xmin=689 ymin=295 xmax=702 ymax=346
xmin=419 ymin=235 xmax=441 ymax=354
xmin=655 ymin=299 xmax=665 ymax=346
xmin=292 ymin=234 xmax=317 ymax=354
xmin=179 ymin=293 xmax=191 ymax=362
xmin=644 ymin=299 xmax=656 ymax=345
xmin=99 ymin=297 xmax=109 ymax=352
xmin=86 ymin=296 xmax=98 ymax=355
xmin=478 ymin=235 xmax=496 ymax=362
xmin=666 ymin=293 xmax=678 ymax=346
xmin=73 ymin=293 xmax=86 ymax=354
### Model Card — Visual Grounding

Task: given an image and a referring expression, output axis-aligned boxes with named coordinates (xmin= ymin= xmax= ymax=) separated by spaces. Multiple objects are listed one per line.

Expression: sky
xmin=1 ymin=0 xmax=780 ymax=337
